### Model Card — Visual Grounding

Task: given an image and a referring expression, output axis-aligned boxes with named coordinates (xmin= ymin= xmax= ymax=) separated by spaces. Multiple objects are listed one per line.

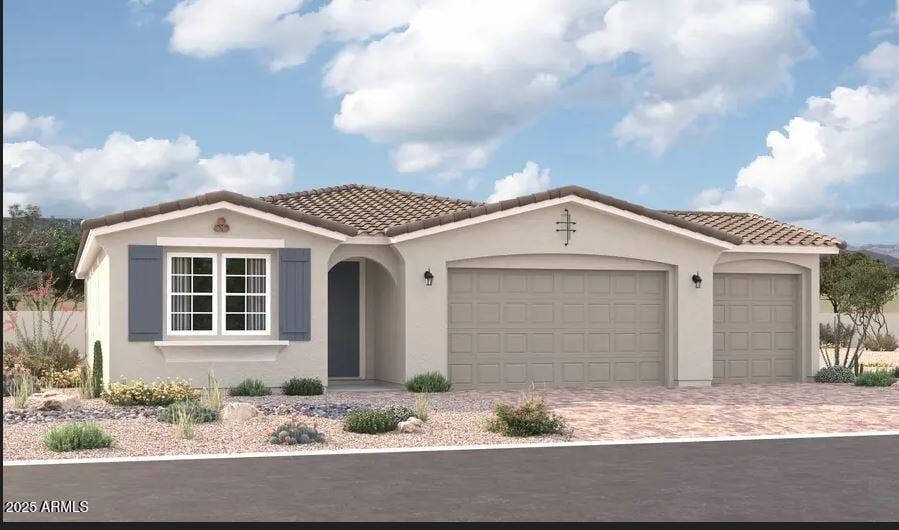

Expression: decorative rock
xmin=398 ymin=417 xmax=424 ymax=433
xmin=27 ymin=391 xmax=80 ymax=412
xmin=222 ymin=402 xmax=260 ymax=422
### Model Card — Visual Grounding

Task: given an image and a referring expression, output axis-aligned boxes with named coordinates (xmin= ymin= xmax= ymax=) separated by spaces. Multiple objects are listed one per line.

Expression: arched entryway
xmin=327 ymin=255 xmax=404 ymax=384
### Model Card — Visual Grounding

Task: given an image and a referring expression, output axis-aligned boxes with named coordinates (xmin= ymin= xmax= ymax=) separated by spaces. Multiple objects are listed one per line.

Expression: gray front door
xmin=328 ymin=261 xmax=360 ymax=378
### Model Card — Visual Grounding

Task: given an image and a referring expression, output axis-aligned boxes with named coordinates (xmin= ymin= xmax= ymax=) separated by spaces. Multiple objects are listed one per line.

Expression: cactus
xmin=91 ymin=341 xmax=103 ymax=398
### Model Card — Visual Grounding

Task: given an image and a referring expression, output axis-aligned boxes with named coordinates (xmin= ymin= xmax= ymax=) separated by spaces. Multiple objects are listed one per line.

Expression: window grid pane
xmin=169 ymin=256 xmax=214 ymax=332
xmin=224 ymin=257 xmax=268 ymax=332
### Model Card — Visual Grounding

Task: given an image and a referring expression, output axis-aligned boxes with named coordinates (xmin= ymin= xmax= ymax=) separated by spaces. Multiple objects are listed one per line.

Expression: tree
xmin=820 ymin=253 xmax=899 ymax=371
xmin=2 ymin=204 xmax=83 ymax=308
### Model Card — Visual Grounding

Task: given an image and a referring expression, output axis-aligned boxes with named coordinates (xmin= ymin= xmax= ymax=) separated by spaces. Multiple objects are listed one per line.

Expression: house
xmin=73 ymin=184 xmax=844 ymax=389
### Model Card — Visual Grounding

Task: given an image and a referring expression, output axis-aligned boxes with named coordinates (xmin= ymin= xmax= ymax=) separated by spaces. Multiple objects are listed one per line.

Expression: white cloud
xmin=857 ymin=41 xmax=899 ymax=83
xmin=695 ymin=42 xmax=899 ymax=243
xmin=3 ymin=111 xmax=58 ymax=140
xmin=487 ymin=161 xmax=551 ymax=203
xmin=165 ymin=0 xmax=815 ymax=172
xmin=579 ymin=0 xmax=814 ymax=154
xmin=894 ymin=0 xmax=899 ymax=25
xmin=3 ymin=114 xmax=294 ymax=217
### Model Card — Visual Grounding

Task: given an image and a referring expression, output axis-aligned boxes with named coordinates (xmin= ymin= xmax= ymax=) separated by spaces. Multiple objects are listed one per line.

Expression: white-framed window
xmin=166 ymin=252 xmax=217 ymax=336
xmin=221 ymin=253 xmax=271 ymax=335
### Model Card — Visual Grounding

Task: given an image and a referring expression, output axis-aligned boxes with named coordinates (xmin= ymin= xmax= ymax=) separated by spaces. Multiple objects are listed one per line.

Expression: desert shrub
xmin=282 ymin=377 xmax=324 ymax=396
xmin=893 ymin=366 xmax=899 ymax=378
xmin=863 ymin=332 xmax=898 ymax=352
xmin=384 ymin=404 xmax=416 ymax=423
xmin=102 ymin=377 xmax=198 ymax=406
xmin=200 ymin=371 xmax=224 ymax=412
xmin=819 ymin=322 xmax=855 ymax=347
xmin=7 ymin=372 xmax=39 ymax=408
xmin=414 ymin=394 xmax=430 ymax=422
xmin=91 ymin=341 xmax=103 ymax=398
xmin=43 ymin=422 xmax=114 ymax=452
xmin=268 ymin=420 xmax=325 ymax=445
xmin=343 ymin=408 xmax=398 ymax=434
xmin=228 ymin=378 xmax=271 ymax=396
xmin=174 ymin=406 xmax=195 ymax=440
xmin=3 ymin=341 xmax=82 ymax=378
xmin=405 ymin=371 xmax=452 ymax=393
xmin=77 ymin=365 xmax=94 ymax=399
xmin=487 ymin=394 xmax=567 ymax=437
xmin=854 ymin=370 xmax=897 ymax=387
xmin=157 ymin=400 xmax=219 ymax=424
xmin=42 ymin=368 xmax=81 ymax=388
xmin=814 ymin=365 xmax=856 ymax=384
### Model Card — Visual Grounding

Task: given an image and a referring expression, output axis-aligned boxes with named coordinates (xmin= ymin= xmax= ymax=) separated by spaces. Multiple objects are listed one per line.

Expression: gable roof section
xmin=662 ymin=211 xmax=846 ymax=248
xmin=74 ymin=190 xmax=358 ymax=273
xmin=383 ymin=185 xmax=744 ymax=245
xmin=261 ymin=184 xmax=482 ymax=236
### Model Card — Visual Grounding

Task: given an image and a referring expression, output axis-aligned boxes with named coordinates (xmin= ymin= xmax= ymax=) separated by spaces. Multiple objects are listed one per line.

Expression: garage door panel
xmin=449 ymin=269 xmax=666 ymax=389
xmin=713 ymin=273 xmax=799 ymax=384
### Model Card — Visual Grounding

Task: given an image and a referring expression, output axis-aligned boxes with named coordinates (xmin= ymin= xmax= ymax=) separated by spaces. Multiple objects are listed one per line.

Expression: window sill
xmin=153 ymin=340 xmax=289 ymax=363
xmin=154 ymin=340 xmax=289 ymax=347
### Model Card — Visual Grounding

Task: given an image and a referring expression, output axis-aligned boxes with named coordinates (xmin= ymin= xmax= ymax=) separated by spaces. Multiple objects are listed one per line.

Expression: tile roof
xmin=76 ymin=184 xmax=845 ymax=272
xmin=261 ymin=184 xmax=482 ymax=236
xmin=662 ymin=211 xmax=846 ymax=248
xmin=381 ymin=185 xmax=743 ymax=244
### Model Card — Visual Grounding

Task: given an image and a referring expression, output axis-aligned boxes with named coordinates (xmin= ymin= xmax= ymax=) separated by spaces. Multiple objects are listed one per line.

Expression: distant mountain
xmin=849 ymin=244 xmax=899 ymax=267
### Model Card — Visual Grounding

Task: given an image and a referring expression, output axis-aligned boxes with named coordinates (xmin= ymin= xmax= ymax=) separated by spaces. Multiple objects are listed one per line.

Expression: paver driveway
xmin=539 ymin=383 xmax=899 ymax=440
xmin=325 ymin=382 xmax=899 ymax=441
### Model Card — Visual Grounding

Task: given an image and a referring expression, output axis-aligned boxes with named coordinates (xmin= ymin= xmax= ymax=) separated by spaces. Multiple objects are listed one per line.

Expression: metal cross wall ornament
xmin=555 ymin=208 xmax=577 ymax=246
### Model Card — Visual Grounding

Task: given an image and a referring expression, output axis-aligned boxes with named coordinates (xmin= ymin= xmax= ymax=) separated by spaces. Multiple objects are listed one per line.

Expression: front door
xmin=328 ymin=261 xmax=360 ymax=378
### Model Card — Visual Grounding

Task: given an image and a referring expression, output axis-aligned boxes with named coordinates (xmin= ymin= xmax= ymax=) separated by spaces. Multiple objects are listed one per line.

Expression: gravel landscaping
xmin=3 ymin=383 xmax=897 ymax=461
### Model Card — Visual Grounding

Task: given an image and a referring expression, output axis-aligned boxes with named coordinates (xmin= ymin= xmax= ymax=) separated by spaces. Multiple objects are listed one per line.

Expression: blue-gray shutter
xmin=279 ymin=248 xmax=311 ymax=341
xmin=128 ymin=245 xmax=163 ymax=341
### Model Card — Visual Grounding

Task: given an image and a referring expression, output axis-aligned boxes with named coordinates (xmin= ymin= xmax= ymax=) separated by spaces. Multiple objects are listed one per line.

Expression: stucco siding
xmin=393 ymin=201 xmax=725 ymax=386
xmin=95 ymin=208 xmax=340 ymax=387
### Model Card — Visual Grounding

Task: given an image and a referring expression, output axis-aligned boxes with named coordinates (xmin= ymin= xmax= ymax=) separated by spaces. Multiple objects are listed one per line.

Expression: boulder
xmin=398 ymin=417 xmax=424 ymax=433
xmin=222 ymin=402 xmax=260 ymax=422
xmin=27 ymin=391 xmax=80 ymax=412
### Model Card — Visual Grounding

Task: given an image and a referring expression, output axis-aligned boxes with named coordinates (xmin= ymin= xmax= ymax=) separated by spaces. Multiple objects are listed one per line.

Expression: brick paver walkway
xmin=538 ymin=383 xmax=899 ymax=440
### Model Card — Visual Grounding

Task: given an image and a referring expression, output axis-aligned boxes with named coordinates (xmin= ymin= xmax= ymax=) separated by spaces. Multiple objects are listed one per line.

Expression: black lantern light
xmin=691 ymin=273 xmax=702 ymax=288
xmin=424 ymin=268 xmax=434 ymax=286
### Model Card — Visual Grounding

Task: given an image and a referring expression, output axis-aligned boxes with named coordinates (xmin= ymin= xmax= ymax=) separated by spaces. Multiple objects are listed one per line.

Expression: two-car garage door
xmin=448 ymin=268 xmax=666 ymax=389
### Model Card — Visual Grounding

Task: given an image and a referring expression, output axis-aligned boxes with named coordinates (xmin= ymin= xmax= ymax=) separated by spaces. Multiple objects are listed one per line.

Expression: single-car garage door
xmin=713 ymin=273 xmax=800 ymax=384
xmin=448 ymin=268 xmax=666 ymax=389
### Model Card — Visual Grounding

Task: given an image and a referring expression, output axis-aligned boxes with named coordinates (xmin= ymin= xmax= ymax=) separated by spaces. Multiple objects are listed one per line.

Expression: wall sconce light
xmin=691 ymin=273 xmax=702 ymax=288
xmin=424 ymin=268 xmax=434 ymax=286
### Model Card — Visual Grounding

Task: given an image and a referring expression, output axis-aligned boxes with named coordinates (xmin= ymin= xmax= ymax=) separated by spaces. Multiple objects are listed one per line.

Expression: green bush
xmin=863 ymin=332 xmax=898 ymax=352
xmin=268 ymin=420 xmax=325 ymax=445
xmin=893 ymin=366 xmax=899 ymax=378
xmin=91 ymin=340 xmax=103 ymax=398
xmin=405 ymin=371 xmax=452 ymax=393
xmin=102 ymin=378 xmax=198 ymax=406
xmin=282 ymin=377 xmax=324 ymax=396
xmin=43 ymin=422 xmax=114 ymax=452
xmin=343 ymin=408 xmax=398 ymax=434
xmin=854 ymin=370 xmax=897 ymax=387
xmin=814 ymin=365 xmax=856 ymax=383
xmin=487 ymin=394 xmax=567 ymax=437
xmin=157 ymin=401 xmax=219 ymax=424
xmin=228 ymin=378 xmax=271 ymax=397
xmin=384 ymin=404 xmax=416 ymax=423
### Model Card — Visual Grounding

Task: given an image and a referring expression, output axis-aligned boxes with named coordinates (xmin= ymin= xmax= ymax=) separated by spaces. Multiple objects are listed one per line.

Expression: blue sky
xmin=3 ymin=0 xmax=898 ymax=244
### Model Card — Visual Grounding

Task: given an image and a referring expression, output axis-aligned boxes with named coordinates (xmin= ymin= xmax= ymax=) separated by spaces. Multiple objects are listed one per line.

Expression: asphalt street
xmin=3 ymin=434 xmax=898 ymax=522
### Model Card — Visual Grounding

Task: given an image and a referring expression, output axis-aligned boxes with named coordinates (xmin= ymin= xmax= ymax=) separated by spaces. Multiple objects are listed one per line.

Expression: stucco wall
xmin=85 ymin=249 xmax=111 ymax=385
xmin=94 ymin=208 xmax=340 ymax=387
xmin=392 ymin=202 xmax=724 ymax=386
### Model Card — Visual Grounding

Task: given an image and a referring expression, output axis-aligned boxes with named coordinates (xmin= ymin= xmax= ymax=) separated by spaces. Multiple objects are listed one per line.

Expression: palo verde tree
xmin=820 ymin=252 xmax=899 ymax=371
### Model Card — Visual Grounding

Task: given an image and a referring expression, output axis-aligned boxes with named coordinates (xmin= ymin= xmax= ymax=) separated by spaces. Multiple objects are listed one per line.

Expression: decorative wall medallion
xmin=214 ymin=217 xmax=230 ymax=233
xmin=555 ymin=208 xmax=577 ymax=246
